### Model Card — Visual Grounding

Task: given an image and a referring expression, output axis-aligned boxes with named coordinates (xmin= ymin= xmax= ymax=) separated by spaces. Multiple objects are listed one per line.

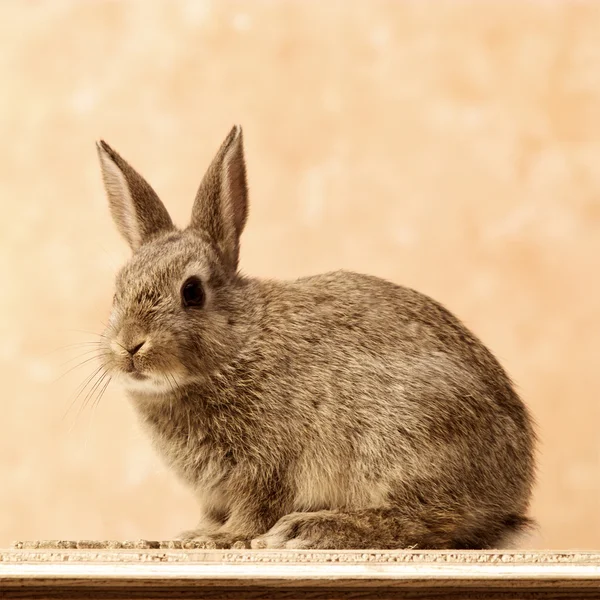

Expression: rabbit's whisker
xmin=59 ymin=349 xmax=109 ymax=368
xmin=80 ymin=370 xmax=110 ymax=415
xmin=55 ymin=353 xmax=110 ymax=382
xmin=63 ymin=364 xmax=106 ymax=422
xmin=90 ymin=372 xmax=112 ymax=414
xmin=44 ymin=341 xmax=103 ymax=357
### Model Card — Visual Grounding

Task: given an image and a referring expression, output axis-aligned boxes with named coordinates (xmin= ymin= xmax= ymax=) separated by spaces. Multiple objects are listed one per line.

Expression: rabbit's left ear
xmin=189 ymin=125 xmax=248 ymax=273
xmin=96 ymin=141 xmax=175 ymax=251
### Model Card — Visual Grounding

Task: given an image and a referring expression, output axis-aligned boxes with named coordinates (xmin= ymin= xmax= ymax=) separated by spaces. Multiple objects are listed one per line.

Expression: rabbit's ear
xmin=96 ymin=141 xmax=174 ymax=251
xmin=189 ymin=125 xmax=248 ymax=273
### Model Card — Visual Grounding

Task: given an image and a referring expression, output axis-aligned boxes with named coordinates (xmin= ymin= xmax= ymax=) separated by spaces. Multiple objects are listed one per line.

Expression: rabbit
xmin=95 ymin=125 xmax=536 ymax=550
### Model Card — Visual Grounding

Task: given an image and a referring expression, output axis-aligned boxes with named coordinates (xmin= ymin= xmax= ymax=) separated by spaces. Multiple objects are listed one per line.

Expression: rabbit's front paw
xmin=177 ymin=530 xmax=251 ymax=549
xmin=177 ymin=528 xmax=207 ymax=541
xmin=251 ymin=512 xmax=331 ymax=549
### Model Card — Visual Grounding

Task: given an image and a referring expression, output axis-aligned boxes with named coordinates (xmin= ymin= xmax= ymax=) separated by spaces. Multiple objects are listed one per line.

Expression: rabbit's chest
xmin=144 ymin=414 xmax=230 ymax=490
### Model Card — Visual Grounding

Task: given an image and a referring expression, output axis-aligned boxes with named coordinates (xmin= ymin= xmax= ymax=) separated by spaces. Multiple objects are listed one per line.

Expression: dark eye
xmin=181 ymin=276 xmax=205 ymax=308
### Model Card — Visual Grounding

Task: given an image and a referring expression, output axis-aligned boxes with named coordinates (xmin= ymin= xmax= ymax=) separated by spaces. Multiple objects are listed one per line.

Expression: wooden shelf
xmin=1 ymin=543 xmax=600 ymax=599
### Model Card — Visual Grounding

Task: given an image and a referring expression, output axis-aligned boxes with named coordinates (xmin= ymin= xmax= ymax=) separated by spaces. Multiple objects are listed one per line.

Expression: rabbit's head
xmin=96 ymin=126 xmax=248 ymax=396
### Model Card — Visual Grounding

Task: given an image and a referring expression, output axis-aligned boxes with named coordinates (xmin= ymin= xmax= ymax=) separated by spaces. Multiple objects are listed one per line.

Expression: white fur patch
xmin=116 ymin=372 xmax=176 ymax=396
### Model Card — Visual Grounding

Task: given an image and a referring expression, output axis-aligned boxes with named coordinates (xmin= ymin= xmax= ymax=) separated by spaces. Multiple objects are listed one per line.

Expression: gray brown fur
xmin=95 ymin=126 xmax=536 ymax=550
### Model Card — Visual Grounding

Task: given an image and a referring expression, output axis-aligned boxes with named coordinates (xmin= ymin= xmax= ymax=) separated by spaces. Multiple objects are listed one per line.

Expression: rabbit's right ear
xmin=96 ymin=141 xmax=174 ymax=251
xmin=189 ymin=126 xmax=248 ymax=273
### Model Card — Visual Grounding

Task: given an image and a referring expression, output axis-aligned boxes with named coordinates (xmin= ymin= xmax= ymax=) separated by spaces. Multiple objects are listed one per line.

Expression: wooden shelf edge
xmin=1 ymin=548 xmax=600 ymax=598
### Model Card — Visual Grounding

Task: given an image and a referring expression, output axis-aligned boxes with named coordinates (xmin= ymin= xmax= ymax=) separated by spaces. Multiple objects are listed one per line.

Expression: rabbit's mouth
xmin=101 ymin=335 xmax=187 ymax=395
xmin=122 ymin=360 xmax=148 ymax=379
xmin=128 ymin=371 xmax=148 ymax=381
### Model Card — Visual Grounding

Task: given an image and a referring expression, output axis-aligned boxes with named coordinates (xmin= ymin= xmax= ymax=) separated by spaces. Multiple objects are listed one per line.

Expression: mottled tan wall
xmin=1 ymin=1 xmax=598 ymax=549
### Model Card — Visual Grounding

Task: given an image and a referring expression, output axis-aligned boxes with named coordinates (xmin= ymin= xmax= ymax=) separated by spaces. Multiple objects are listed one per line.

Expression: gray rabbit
xmin=96 ymin=126 xmax=535 ymax=549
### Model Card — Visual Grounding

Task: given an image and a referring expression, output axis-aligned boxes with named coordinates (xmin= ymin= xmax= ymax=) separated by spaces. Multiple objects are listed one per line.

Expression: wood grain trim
xmin=1 ymin=547 xmax=599 ymax=599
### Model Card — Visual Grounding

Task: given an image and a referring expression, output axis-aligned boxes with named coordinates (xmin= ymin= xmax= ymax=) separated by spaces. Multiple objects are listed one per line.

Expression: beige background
xmin=1 ymin=0 xmax=598 ymax=549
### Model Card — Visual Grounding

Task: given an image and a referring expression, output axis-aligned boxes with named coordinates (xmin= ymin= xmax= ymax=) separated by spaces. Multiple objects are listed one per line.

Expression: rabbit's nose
xmin=127 ymin=341 xmax=146 ymax=356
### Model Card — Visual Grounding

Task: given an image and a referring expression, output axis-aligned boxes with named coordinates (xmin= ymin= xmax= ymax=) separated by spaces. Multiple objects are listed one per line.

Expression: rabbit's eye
xmin=181 ymin=276 xmax=205 ymax=308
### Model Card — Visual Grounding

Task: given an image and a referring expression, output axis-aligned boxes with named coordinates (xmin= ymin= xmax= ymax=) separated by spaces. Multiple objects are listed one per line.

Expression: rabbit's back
xmin=233 ymin=271 xmax=534 ymax=525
